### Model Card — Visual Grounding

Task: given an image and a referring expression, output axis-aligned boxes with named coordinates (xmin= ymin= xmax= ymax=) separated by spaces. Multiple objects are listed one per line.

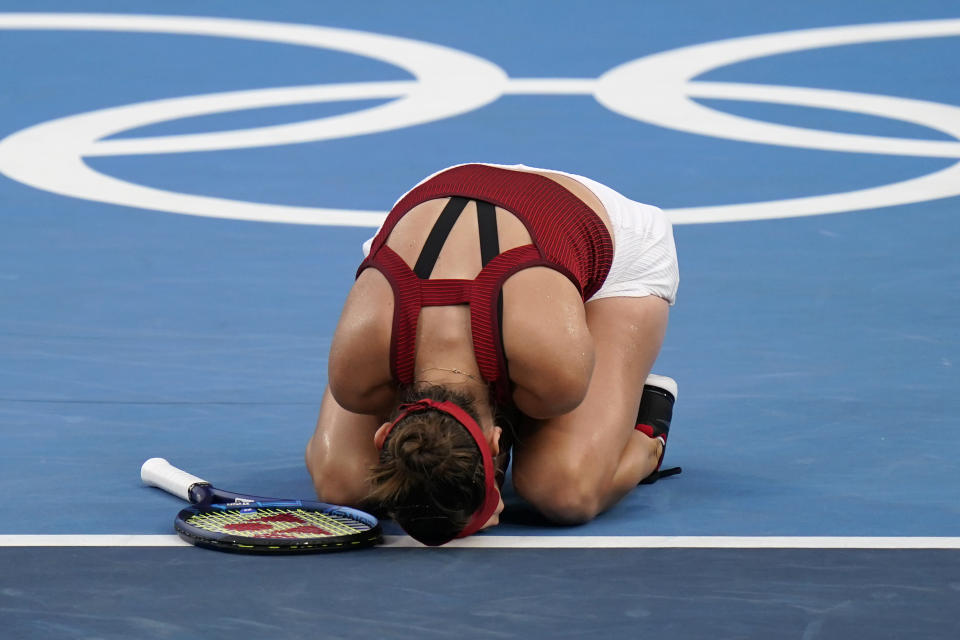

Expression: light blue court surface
xmin=1 ymin=1 xmax=959 ymax=637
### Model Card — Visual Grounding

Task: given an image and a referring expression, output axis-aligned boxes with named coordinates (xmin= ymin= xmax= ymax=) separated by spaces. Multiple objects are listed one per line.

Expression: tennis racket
xmin=141 ymin=457 xmax=382 ymax=554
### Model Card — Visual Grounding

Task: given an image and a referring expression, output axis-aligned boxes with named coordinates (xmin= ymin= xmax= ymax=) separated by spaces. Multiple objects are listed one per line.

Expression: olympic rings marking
xmin=0 ymin=13 xmax=958 ymax=226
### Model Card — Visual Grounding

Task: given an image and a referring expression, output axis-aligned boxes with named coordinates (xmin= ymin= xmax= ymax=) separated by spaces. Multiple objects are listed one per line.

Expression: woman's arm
xmin=327 ymin=271 xmax=396 ymax=415
xmin=503 ymin=268 xmax=596 ymax=419
xmin=305 ymin=386 xmax=385 ymax=506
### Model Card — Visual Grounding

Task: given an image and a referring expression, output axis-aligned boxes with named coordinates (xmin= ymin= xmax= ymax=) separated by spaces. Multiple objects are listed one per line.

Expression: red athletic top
xmin=357 ymin=164 xmax=614 ymax=404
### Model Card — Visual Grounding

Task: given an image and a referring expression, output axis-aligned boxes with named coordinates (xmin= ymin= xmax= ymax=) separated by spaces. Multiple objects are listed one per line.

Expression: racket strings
xmin=186 ymin=507 xmax=372 ymax=538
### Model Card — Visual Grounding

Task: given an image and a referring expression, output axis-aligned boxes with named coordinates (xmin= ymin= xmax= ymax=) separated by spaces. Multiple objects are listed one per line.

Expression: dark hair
xmin=367 ymin=384 xmax=486 ymax=545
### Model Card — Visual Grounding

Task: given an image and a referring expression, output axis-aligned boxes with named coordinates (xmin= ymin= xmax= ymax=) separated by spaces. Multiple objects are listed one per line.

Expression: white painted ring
xmin=0 ymin=14 xmax=958 ymax=226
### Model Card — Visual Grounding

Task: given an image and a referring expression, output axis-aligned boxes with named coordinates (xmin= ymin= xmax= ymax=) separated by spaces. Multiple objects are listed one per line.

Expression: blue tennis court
xmin=1 ymin=1 xmax=958 ymax=637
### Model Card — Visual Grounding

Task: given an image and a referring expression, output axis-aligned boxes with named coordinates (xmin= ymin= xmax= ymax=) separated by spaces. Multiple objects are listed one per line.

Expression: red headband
xmin=380 ymin=398 xmax=499 ymax=541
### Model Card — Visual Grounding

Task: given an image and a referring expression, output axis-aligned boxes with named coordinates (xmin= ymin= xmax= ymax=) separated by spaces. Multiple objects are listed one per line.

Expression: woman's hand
xmin=480 ymin=487 xmax=505 ymax=531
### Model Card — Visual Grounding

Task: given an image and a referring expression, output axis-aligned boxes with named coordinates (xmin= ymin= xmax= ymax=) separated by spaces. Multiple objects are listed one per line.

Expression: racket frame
xmin=143 ymin=458 xmax=381 ymax=554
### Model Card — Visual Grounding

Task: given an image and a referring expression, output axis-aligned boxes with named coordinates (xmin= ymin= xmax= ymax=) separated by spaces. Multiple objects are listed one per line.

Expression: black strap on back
xmin=476 ymin=200 xmax=505 ymax=333
xmin=476 ymin=200 xmax=500 ymax=266
xmin=414 ymin=197 xmax=502 ymax=278
xmin=414 ymin=196 xmax=469 ymax=278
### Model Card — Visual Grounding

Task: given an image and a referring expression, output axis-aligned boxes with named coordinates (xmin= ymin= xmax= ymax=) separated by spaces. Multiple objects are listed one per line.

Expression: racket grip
xmin=141 ymin=457 xmax=208 ymax=502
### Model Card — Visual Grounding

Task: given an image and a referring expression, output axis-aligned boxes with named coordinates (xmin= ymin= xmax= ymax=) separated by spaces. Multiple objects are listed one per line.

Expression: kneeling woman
xmin=305 ymin=163 xmax=679 ymax=545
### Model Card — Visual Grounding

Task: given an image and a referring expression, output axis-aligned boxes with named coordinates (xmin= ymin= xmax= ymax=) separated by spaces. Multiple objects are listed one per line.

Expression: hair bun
xmin=393 ymin=426 xmax=451 ymax=475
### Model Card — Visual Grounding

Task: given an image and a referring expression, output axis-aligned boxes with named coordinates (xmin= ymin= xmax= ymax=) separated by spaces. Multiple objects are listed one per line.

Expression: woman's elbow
xmin=514 ymin=366 xmax=592 ymax=419
xmin=328 ymin=367 xmax=394 ymax=417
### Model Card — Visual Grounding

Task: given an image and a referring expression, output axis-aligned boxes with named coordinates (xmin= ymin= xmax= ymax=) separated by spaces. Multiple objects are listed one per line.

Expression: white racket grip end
xmin=141 ymin=458 xmax=207 ymax=501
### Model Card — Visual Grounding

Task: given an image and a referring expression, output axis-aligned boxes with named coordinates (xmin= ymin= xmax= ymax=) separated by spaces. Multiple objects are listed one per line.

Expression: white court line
xmin=2 ymin=535 xmax=960 ymax=549
xmin=0 ymin=535 xmax=191 ymax=547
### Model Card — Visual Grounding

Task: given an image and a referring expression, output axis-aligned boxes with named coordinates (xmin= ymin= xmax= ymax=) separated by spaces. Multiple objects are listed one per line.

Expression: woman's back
xmin=329 ymin=165 xmax=614 ymax=419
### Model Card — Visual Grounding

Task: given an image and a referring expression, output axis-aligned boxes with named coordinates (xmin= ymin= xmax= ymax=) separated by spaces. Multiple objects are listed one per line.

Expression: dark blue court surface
xmin=4 ymin=549 xmax=959 ymax=639
xmin=1 ymin=0 xmax=959 ymax=637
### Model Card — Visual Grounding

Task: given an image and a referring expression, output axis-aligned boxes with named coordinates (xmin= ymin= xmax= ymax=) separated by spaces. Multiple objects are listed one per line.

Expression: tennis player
xmin=305 ymin=163 xmax=680 ymax=545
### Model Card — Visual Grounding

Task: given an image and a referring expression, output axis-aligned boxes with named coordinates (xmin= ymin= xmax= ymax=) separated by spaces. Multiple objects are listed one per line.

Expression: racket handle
xmin=141 ymin=457 xmax=208 ymax=502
